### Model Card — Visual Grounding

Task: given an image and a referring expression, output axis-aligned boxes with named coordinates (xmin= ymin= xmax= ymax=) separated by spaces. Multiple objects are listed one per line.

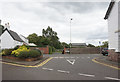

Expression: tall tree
xmin=101 ymin=41 xmax=108 ymax=48
xmin=27 ymin=33 xmax=39 ymax=45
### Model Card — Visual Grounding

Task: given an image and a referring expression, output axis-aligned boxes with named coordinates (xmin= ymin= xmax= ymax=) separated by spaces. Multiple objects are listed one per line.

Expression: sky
xmin=0 ymin=0 xmax=110 ymax=46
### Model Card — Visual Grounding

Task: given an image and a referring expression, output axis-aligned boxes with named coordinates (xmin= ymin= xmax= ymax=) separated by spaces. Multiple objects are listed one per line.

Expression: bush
xmin=11 ymin=45 xmax=30 ymax=57
xmin=2 ymin=49 xmax=14 ymax=56
xmin=49 ymin=46 xmax=53 ymax=54
xmin=29 ymin=50 xmax=40 ymax=58
xmin=33 ymin=49 xmax=42 ymax=56
xmin=18 ymin=51 xmax=29 ymax=58
xmin=18 ymin=50 xmax=41 ymax=59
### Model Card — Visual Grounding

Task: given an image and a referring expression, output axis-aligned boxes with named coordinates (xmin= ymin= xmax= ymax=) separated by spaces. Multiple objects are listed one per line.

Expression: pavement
xmin=1 ymin=56 xmax=49 ymax=66
xmin=94 ymin=56 xmax=120 ymax=68
xmin=1 ymin=54 xmax=120 ymax=80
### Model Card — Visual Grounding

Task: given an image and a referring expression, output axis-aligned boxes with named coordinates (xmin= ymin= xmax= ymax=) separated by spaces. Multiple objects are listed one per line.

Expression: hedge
xmin=18 ymin=50 xmax=42 ymax=59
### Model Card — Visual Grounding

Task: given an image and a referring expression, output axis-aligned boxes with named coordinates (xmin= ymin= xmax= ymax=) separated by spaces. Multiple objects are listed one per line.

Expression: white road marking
xmin=65 ymin=57 xmax=69 ymax=58
xmin=42 ymin=68 xmax=53 ymax=71
xmin=57 ymin=70 xmax=70 ymax=73
xmin=52 ymin=57 xmax=58 ymax=58
xmin=78 ymin=73 xmax=95 ymax=77
xmin=66 ymin=59 xmax=75 ymax=65
xmin=105 ymin=77 xmax=120 ymax=80
xmin=88 ymin=57 xmax=90 ymax=58
xmin=59 ymin=57 xmax=64 ymax=58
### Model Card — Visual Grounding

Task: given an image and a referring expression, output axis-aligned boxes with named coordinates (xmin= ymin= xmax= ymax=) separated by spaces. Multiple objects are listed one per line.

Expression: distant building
xmin=104 ymin=0 xmax=120 ymax=62
xmin=71 ymin=43 xmax=87 ymax=47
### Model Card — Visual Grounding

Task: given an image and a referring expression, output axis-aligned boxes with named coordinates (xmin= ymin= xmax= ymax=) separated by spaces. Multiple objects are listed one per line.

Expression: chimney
xmin=5 ymin=22 xmax=10 ymax=30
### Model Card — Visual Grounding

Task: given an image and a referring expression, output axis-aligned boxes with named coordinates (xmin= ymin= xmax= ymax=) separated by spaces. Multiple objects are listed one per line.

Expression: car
xmin=101 ymin=48 xmax=108 ymax=56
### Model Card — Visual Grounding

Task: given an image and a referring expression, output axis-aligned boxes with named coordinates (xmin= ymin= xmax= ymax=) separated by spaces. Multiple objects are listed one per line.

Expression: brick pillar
xmin=64 ymin=48 xmax=66 ymax=54
xmin=46 ymin=46 xmax=49 ymax=54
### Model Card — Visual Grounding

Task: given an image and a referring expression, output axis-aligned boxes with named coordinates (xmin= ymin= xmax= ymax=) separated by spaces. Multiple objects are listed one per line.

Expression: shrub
xmin=49 ymin=46 xmax=52 ymax=54
xmin=18 ymin=50 xmax=41 ymax=59
xmin=18 ymin=51 xmax=29 ymax=58
xmin=11 ymin=45 xmax=30 ymax=57
xmin=2 ymin=49 xmax=14 ymax=56
xmin=29 ymin=50 xmax=40 ymax=58
xmin=52 ymin=47 xmax=55 ymax=52
xmin=33 ymin=49 xmax=42 ymax=56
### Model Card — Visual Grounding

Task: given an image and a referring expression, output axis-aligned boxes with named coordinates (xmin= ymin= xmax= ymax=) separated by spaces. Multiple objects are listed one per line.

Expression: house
xmin=71 ymin=43 xmax=87 ymax=48
xmin=0 ymin=21 xmax=24 ymax=49
xmin=104 ymin=0 xmax=120 ymax=62
xmin=19 ymin=34 xmax=29 ymax=45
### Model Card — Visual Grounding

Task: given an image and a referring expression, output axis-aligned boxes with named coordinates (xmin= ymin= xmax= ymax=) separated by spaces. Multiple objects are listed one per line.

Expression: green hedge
xmin=49 ymin=46 xmax=52 ymax=54
xmin=49 ymin=46 xmax=55 ymax=54
xmin=18 ymin=50 xmax=42 ymax=59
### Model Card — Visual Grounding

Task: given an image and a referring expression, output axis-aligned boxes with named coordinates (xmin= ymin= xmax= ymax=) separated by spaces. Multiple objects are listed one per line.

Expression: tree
xmin=62 ymin=42 xmax=70 ymax=48
xmin=42 ymin=26 xmax=62 ymax=49
xmin=42 ymin=26 xmax=59 ymax=40
xmin=87 ymin=44 xmax=95 ymax=47
xmin=27 ymin=26 xmax=64 ymax=49
xmin=101 ymin=41 xmax=108 ymax=48
xmin=27 ymin=33 xmax=39 ymax=45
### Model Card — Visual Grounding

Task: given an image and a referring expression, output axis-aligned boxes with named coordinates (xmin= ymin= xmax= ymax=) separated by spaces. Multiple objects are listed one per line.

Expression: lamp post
xmin=70 ymin=18 xmax=73 ymax=54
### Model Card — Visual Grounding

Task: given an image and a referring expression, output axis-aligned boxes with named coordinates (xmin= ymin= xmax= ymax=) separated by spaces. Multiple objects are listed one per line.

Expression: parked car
xmin=101 ymin=48 xmax=108 ymax=56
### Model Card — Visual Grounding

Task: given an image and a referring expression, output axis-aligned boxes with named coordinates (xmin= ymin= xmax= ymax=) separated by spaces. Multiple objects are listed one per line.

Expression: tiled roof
xmin=3 ymin=28 xmax=24 ymax=42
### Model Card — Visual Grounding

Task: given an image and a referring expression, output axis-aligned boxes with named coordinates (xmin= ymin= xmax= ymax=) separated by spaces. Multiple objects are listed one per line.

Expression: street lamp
xmin=70 ymin=18 xmax=73 ymax=54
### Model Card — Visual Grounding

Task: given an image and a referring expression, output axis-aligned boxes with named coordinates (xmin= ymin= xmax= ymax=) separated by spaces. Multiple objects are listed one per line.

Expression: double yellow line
xmin=92 ymin=58 xmax=120 ymax=70
xmin=0 ymin=57 xmax=53 ymax=68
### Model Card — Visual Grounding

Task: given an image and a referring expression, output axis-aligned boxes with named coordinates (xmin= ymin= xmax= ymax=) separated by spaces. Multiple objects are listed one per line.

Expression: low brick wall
xmin=30 ymin=46 xmax=49 ymax=54
xmin=64 ymin=47 xmax=100 ymax=54
xmin=108 ymin=49 xmax=120 ymax=62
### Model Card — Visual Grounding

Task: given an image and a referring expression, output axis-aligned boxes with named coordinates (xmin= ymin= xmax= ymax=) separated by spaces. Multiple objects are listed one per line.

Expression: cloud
xmin=0 ymin=2 xmax=109 ymax=46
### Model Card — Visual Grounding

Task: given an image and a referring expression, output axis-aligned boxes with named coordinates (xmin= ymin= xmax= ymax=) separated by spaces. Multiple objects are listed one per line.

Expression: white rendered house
xmin=1 ymin=28 xmax=24 ymax=49
xmin=0 ymin=22 xmax=24 ymax=49
xmin=104 ymin=0 xmax=120 ymax=61
xmin=104 ymin=0 xmax=120 ymax=52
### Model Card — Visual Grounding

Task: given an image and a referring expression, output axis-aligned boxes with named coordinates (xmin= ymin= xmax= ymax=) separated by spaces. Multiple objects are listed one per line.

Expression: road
xmin=2 ymin=54 xmax=119 ymax=80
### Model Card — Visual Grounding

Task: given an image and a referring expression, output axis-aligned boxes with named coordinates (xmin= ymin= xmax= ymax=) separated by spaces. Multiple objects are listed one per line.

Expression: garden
xmin=0 ymin=45 xmax=43 ymax=61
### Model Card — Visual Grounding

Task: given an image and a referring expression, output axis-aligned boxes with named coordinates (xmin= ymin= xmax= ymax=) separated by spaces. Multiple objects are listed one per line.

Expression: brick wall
xmin=108 ymin=49 xmax=120 ymax=62
xmin=30 ymin=46 xmax=49 ymax=54
xmin=64 ymin=47 xmax=100 ymax=54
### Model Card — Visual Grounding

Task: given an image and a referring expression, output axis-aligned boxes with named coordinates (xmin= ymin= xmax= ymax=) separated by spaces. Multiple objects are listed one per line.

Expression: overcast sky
xmin=0 ymin=1 xmax=110 ymax=46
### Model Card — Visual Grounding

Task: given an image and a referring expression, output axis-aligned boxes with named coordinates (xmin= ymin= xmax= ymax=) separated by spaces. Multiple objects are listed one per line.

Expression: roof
xmin=28 ymin=43 xmax=37 ymax=46
xmin=20 ymin=34 xmax=28 ymax=39
xmin=104 ymin=0 xmax=115 ymax=19
xmin=71 ymin=43 xmax=86 ymax=46
xmin=3 ymin=28 xmax=24 ymax=42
